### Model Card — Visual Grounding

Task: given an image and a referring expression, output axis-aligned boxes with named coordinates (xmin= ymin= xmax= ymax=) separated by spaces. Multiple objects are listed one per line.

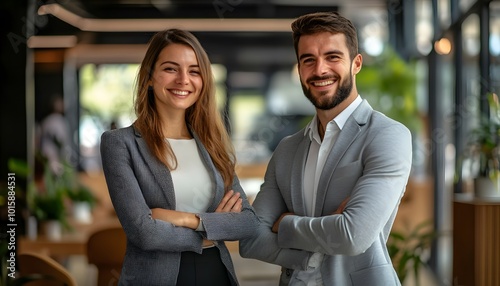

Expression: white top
xmin=166 ymin=138 xmax=213 ymax=214
xmin=290 ymin=96 xmax=362 ymax=285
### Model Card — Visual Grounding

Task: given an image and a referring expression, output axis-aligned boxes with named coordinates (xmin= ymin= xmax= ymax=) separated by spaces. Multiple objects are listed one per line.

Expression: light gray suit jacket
xmin=239 ymin=100 xmax=412 ymax=286
xmin=100 ymin=125 xmax=259 ymax=286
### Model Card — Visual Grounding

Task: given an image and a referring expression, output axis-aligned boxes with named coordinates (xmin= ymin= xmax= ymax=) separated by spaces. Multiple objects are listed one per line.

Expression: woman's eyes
xmin=162 ymin=67 xmax=200 ymax=75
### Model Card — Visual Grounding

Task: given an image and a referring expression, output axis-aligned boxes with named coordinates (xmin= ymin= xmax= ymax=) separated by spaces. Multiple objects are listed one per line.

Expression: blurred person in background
xmin=240 ymin=11 xmax=412 ymax=286
xmin=39 ymin=94 xmax=72 ymax=175
xmin=100 ymin=28 xmax=259 ymax=286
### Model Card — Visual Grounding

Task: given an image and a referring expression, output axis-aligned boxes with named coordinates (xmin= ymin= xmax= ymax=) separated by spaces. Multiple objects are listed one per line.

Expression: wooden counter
xmin=453 ymin=194 xmax=500 ymax=286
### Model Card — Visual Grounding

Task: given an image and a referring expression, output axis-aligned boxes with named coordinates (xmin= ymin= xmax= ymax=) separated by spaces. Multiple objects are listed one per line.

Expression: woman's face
xmin=149 ymin=43 xmax=203 ymax=114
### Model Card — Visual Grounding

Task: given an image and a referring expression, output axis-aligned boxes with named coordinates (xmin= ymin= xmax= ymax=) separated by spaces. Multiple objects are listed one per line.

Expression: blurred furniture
xmin=87 ymin=226 xmax=127 ymax=286
xmin=392 ymin=177 xmax=434 ymax=232
xmin=17 ymin=252 xmax=78 ymax=286
xmin=18 ymin=215 xmax=120 ymax=257
xmin=453 ymin=194 xmax=500 ymax=286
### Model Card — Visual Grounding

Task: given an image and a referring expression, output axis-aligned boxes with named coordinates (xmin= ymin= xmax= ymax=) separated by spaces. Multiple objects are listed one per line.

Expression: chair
xmin=17 ymin=252 xmax=78 ymax=286
xmin=86 ymin=226 xmax=127 ymax=286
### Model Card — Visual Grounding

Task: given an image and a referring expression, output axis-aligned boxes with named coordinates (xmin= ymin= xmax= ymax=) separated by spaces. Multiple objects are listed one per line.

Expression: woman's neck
xmin=160 ymin=113 xmax=191 ymax=139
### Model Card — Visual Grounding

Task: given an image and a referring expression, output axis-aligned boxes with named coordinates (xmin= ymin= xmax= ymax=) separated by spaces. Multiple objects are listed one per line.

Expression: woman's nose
xmin=176 ymin=71 xmax=189 ymax=85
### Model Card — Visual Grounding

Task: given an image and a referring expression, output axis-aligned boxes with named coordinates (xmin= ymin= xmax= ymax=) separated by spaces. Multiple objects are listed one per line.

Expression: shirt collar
xmin=304 ymin=95 xmax=363 ymax=140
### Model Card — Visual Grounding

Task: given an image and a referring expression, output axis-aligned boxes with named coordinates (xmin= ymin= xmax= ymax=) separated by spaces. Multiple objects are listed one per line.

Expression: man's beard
xmin=301 ymin=72 xmax=353 ymax=111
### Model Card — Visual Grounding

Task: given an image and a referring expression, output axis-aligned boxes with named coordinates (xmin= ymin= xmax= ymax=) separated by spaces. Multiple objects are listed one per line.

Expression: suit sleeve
xmin=277 ymin=123 xmax=412 ymax=256
xmin=196 ymin=175 xmax=261 ymax=241
xmin=100 ymin=130 xmax=204 ymax=254
xmin=239 ymin=152 xmax=312 ymax=271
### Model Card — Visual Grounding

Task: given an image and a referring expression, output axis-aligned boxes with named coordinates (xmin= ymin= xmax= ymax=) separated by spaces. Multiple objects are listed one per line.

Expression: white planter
xmin=474 ymin=177 xmax=500 ymax=198
xmin=43 ymin=220 xmax=62 ymax=241
xmin=72 ymin=202 xmax=92 ymax=224
xmin=26 ymin=216 xmax=38 ymax=240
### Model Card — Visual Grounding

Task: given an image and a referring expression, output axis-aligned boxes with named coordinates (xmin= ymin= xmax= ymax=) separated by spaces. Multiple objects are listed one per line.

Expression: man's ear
xmin=352 ymin=54 xmax=363 ymax=75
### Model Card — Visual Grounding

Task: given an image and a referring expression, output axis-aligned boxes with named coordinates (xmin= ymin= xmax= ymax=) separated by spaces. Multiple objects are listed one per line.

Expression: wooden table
xmin=18 ymin=216 xmax=121 ymax=257
xmin=453 ymin=194 xmax=500 ymax=286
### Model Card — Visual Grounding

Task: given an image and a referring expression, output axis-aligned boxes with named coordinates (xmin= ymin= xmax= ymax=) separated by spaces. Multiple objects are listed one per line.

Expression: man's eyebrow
xmin=299 ymin=53 xmax=314 ymax=61
xmin=298 ymin=50 xmax=344 ymax=61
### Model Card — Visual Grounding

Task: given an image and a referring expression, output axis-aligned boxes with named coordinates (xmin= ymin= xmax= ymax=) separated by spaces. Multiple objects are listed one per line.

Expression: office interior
xmin=0 ymin=0 xmax=499 ymax=285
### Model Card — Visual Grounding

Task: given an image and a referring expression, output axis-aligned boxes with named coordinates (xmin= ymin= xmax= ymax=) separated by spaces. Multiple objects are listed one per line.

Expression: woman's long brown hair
xmin=134 ymin=29 xmax=235 ymax=191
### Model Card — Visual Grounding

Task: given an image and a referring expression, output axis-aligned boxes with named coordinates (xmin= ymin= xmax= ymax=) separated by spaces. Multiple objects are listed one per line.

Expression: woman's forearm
xmin=151 ymin=208 xmax=200 ymax=229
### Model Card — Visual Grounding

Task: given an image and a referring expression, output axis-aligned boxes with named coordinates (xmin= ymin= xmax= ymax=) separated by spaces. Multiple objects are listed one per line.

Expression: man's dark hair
xmin=291 ymin=11 xmax=359 ymax=61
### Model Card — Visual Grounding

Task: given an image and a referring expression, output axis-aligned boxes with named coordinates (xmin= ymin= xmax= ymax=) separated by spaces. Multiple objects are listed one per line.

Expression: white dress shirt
xmin=290 ymin=95 xmax=362 ymax=285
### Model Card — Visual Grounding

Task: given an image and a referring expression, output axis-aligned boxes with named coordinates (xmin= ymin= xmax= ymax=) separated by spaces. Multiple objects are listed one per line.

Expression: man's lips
xmin=310 ymin=80 xmax=335 ymax=87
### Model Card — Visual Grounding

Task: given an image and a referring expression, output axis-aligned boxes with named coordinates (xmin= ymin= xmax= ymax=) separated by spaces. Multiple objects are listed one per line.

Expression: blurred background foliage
xmin=357 ymin=48 xmax=421 ymax=134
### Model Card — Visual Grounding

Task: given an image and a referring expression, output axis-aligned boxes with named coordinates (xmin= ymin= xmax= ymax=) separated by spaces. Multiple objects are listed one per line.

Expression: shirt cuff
xmin=195 ymin=214 xmax=205 ymax=231
xmin=307 ymin=252 xmax=324 ymax=270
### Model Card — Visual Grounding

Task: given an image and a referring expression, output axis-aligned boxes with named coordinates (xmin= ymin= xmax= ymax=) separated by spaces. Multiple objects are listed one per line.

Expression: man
xmin=39 ymin=94 xmax=72 ymax=175
xmin=239 ymin=11 xmax=412 ymax=286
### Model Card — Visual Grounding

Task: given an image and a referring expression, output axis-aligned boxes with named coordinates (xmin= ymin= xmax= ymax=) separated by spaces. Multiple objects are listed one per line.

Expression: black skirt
xmin=176 ymin=247 xmax=232 ymax=286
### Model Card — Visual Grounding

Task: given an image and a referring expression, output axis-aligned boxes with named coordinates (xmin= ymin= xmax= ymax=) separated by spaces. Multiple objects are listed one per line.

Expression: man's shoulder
xmin=273 ymin=127 xmax=308 ymax=152
xmin=370 ymin=110 xmax=410 ymax=131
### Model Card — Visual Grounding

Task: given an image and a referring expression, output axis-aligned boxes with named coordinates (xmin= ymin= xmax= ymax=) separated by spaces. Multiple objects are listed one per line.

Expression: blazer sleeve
xmin=239 ymin=153 xmax=312 ymax=271
xmin=100 ymin=130 xmax=204 ymax=254
xmin=196 ymin=175 xmax=260 ymax=241
xmin=277 ymin=123 xmax=412 ymax=256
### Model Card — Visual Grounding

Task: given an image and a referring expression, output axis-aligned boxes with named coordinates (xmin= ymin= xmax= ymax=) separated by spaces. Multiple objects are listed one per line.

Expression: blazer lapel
xmin=133 ymin=126 xmax=176 ymax=209
xmin=314 ymin=100 xmax=372 ymax=216
xmin=291 ymin=132 xmax=311 ymax=216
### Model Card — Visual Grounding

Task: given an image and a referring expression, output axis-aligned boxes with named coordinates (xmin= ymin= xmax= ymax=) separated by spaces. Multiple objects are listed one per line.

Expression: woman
xmin=100 ymin=29 xmax=260 ymax=286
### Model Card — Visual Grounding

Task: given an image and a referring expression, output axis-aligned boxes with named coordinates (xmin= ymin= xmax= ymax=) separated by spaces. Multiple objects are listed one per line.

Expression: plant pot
xmin=73 ymin=201 xmax=92 ymax=223
xmin=26 ymin=216 xmax=38 ymax=240
xmin=42 ymin=220 xmax=62 ymax=241
xmin=474 ymin=177 xmax=500 ymax=198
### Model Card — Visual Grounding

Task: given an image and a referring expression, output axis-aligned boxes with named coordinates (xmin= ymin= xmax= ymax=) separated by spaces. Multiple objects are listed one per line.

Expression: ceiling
xmin=35 ymin=0 xmax=388 ymax=73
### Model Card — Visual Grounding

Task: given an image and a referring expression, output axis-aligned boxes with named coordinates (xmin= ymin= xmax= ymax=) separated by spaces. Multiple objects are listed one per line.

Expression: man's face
xmin=297 ymin=32 xmax=360 ymax=110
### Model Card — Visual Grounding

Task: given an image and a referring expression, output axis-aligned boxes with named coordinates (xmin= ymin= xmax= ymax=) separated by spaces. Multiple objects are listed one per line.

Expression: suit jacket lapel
xmin=291 ymin=132 xmax=311 ymax=216
xmin=314 ymin=100 xmax=372 ymax=216
xmin=133 ymin=126 xmax=176 ymax=209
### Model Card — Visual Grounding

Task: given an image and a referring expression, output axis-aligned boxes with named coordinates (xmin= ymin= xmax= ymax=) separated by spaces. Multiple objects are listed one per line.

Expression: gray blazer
xmin=100 ymin=125 xmax=259 ymax=286
xmin=239 ymin=100 xmax=412 ymax=286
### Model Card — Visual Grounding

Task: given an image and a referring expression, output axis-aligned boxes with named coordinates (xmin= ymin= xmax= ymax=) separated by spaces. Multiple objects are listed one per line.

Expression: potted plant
xmin=66 ymin=184 xmax=96 ymax=223
xmin=32 ymin=157 xmax=70 ymax=240
xmin=468 ymin=92 xmax=500 ymax=198
xmin=8 ymin=155 xmax=70 ymax=240
xmin=387 ymin=221 xmax=438 ymax=285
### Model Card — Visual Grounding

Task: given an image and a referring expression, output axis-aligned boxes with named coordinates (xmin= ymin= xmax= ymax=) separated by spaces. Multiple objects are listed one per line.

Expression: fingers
xmin=333 ymin=197 xmax=350 ymax=215
xmin=202 ymin=239 xmax=214 ymax=248
xmin=215 ymin=190 xmax=243 ymax=213
xmin=272 ymin=212 xmax=293 ymax=233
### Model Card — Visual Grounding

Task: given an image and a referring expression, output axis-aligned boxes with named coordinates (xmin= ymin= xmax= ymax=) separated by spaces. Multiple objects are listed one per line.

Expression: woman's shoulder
xmin=101 ymin=124 xmax=136 ymax=142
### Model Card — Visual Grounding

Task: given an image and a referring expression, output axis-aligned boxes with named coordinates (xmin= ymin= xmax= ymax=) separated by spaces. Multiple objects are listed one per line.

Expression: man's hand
xmin=333 ymin=197 xmax=349 ymax=215
xmin=272 ymin=212 xmax=294 ymax=233
xmin=215 ymin=190 xmax=242 ymax=213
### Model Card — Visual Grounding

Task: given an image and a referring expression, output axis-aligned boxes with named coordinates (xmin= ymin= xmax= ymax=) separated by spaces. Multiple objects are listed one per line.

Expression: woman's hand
xmin=215 ymin=190 xmax=242 ymax=213
xmin=202 ymin=239 xmax=214 ymax=248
